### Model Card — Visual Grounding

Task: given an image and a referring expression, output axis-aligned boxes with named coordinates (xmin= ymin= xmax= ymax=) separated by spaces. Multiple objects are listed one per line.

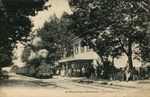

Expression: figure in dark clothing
xmin=96 ymin=66 xmax=101 ymax=78
xmin=85 ymin=67 xmax=91 ymax=78
xmin=101 ymin=70 xmax=104 ymax=79
xmin=90 ymin=66 xmax=95 ymax=78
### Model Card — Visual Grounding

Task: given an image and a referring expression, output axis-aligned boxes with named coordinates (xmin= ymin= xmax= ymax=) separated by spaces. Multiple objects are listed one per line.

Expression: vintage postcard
xmin=0 ymin=0 xmax=150 ymax=97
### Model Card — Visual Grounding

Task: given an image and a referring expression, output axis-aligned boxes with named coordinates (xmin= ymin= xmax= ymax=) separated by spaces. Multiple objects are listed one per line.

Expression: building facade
xmin=59 ymin=37 xmax=101 ymax=77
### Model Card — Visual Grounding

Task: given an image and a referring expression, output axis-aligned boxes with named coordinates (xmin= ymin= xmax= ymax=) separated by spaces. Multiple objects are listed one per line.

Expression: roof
xmin=59 ymin=52 xmax=101 ymax=63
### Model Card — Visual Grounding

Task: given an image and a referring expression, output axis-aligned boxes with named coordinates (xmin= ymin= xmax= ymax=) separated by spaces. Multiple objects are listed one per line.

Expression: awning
xmin=59 ymin=52 xmax=101 ymax=63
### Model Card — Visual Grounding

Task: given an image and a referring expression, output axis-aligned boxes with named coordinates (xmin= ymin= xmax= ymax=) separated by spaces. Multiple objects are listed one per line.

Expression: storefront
xmin=59 ymin=51 xmax=101 ymax=77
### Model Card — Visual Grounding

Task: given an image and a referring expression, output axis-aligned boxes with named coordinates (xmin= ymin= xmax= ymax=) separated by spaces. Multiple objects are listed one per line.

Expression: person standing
xmin=90 ymin=66 xmax=95 ymax=79
xmin=125 ymin=66 xmax=132 ymax=82
xmin=81 ymin=67 xmax=85 ymax=77
xmin=61 ymin=66 xmax=65 ymax=77
xmin=101 ymin=70 xmax=104 ymax=79
xmin=85 ymin=67 xmax=91 ymax=78
xmin=68 ymin=68 xmax=72 ymax=78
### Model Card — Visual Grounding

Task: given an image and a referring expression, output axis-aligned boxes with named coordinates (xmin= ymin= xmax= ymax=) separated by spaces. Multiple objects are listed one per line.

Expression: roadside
xmin=2 ymin=73 xmax=150 ymax=91
xmin=5 ymin=74 xmax=150 ymax=90
xmin=53 ymin=75 xmax=150 ymax=89
xmin=0 ymin=74 xmax=150 ymax=97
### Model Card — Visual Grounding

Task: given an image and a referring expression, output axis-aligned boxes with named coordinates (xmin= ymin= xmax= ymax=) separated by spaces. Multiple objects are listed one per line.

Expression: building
xmin=59 ymin=37 xmax=101 ymax=77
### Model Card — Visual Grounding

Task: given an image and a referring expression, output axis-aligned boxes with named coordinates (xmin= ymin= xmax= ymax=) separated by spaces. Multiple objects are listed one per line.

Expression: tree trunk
xmin=112 ymin=56 xmax=115 ymax=66
xmin=127 ymin=42 xmax=133 ymax=68
xmin=128 ymin=53 xmax=133 ymax=68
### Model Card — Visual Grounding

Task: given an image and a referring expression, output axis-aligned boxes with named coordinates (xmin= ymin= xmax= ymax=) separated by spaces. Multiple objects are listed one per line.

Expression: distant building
xmin=59 ymin=37 xmax=101 ymax=77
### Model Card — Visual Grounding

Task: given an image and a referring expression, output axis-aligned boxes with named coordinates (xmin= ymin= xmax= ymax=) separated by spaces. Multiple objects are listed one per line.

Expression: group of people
xmin=81 ymin=65 xmax=95 ymax=78
xmin=60 ymin=62 xmax=150 ymax=81
xmin=81 ymin=65 xmax=108 ymax=79
xmin=125 ymin=66 xmax=150 ymax=81
xmin=66 ymin=64 xmax=113 ymax=79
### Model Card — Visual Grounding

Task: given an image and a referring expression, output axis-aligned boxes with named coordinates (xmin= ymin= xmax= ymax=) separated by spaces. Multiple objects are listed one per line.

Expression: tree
xmin=140 ymin=23 xmax=150 ymax=63
xmin=68 ymin=0 xmax=123 ymax=65
xmin=0 ymin=0 xmax=49 ymax=68
xmin=111 ymin=0 xmax=150 ymax=68
xmin=68 ymin=0 xmax=150 ymax=68
xmin=37 ymin=13 xmax=75 ymax=64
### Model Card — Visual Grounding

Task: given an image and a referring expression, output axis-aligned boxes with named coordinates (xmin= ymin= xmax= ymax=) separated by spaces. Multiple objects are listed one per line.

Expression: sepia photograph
xmin=0 ymin=0 xmax=150 ymax=97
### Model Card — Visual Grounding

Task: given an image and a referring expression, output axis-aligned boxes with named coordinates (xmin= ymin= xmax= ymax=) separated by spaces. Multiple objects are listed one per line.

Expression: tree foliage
xmin=37 ymin=13 xmax=75 ymax=64
xmin=140 ymin=24 xmax=150 ymax=63
xmin=68 ymin=0 xmax=150 ymax=68
xmin=0 ymin=0 xmax=49 ymax=67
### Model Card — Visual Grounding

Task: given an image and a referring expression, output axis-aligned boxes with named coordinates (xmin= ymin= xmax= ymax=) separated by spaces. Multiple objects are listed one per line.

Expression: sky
xmin=31 ymin=0 xmax=72 ymax=30
xmin=13 ymin=0 xmax=141 ymax=68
